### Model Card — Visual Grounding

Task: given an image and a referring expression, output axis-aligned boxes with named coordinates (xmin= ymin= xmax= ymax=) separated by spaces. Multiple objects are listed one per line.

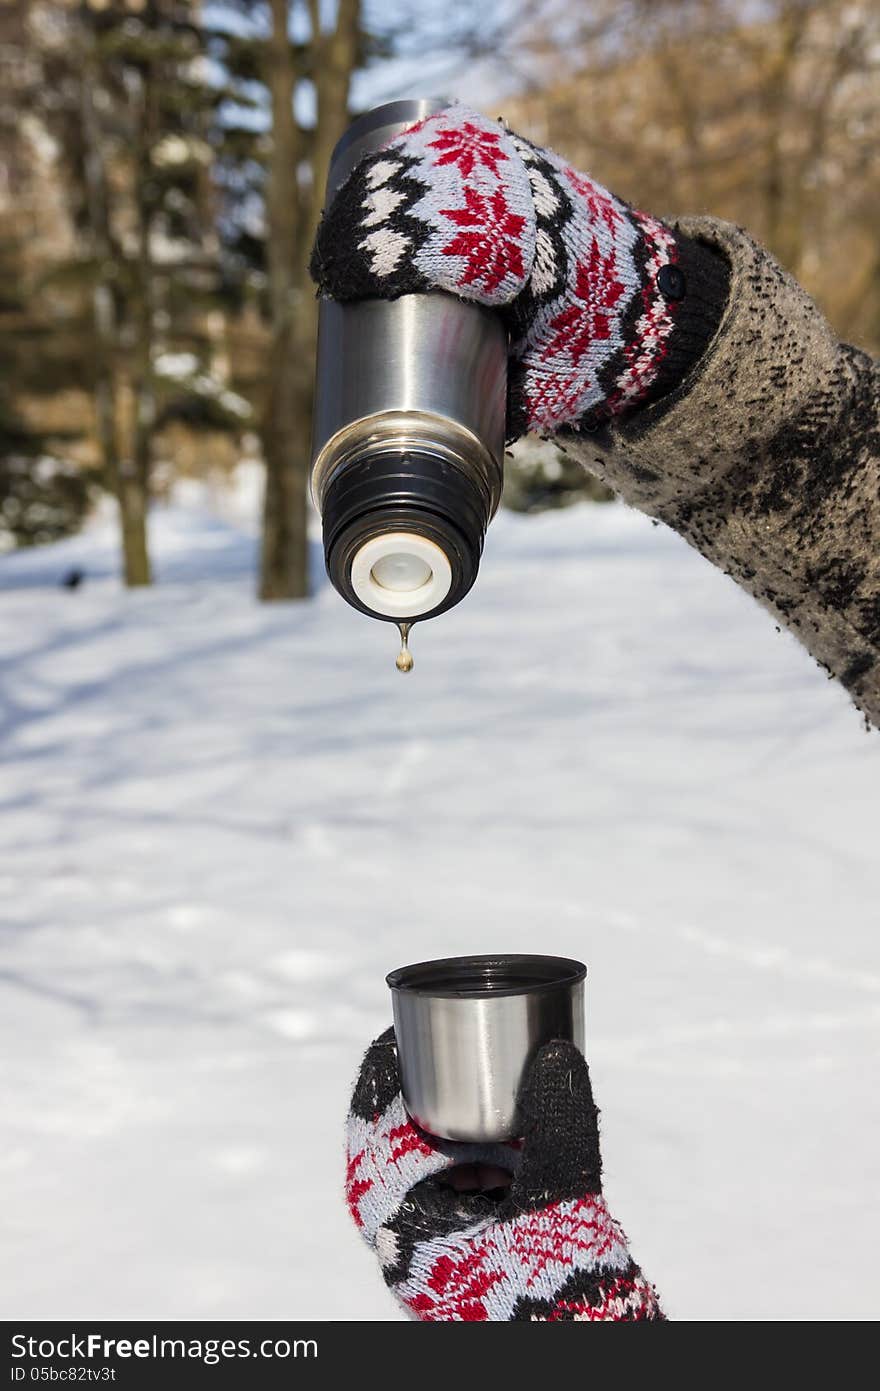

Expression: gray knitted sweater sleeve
xmin=564 ymin=216 xmax=880 ymax=728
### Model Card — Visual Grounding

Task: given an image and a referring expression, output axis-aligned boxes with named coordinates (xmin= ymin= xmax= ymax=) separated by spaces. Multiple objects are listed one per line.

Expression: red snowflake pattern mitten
xmin=311 ymin=103 xmax=728 ymax=440
xmin=346 ymin=1030 xmax=665 ymax=1322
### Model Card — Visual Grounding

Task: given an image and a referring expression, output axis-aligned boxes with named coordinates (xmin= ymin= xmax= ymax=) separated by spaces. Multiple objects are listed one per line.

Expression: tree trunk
xmin=259 ymin=0 xmax=308 ymax=601
xmin=304 ymin=0 xmax=361 ymax=278
xmin=116 ymin=468 xmax=152 ymax=586
xmin=126 ymin=20 xmax=163 ymax=589
xmin=759 ymin=3 xmax=808 ymax=269
xmin=78 ymin=7 xmax=151 ymax=586
xmin=259 ymin=0 xmax=360 ymax=602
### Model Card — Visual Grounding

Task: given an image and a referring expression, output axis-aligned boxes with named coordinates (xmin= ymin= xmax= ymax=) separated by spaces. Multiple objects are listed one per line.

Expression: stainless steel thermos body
xmin=311 ymin=100 xmax=507 ymax=624
xmin=387 ymin=955 xmax=587 ymax=1143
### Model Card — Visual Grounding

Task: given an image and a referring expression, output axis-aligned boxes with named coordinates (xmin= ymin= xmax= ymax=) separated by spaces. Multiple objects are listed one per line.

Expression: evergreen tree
xmin=0 ymin=228 xmax=92 ymax=551
xmin=29 ymin=0 xmax=255 ymax=582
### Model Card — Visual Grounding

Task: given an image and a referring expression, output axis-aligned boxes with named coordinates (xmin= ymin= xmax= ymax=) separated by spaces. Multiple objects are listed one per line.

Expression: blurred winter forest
xmin=1 ymin=0 xmax=878 ymax=586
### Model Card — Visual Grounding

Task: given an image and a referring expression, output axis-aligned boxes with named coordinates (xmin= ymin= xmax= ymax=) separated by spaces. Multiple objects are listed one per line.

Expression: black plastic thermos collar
xmin=322 ymin=449 xmax=489 ymax=622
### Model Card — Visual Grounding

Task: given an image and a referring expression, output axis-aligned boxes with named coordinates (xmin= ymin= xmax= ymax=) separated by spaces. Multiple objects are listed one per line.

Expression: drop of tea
xmin=395 ymin=622 xmax=414 ymax=674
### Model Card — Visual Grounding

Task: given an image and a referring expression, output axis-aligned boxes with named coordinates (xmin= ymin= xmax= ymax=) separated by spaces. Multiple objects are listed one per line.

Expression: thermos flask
xmin=387 ymin=954 xmax=587 ymax=1142
xmin=310 ymin=100 xmax=508 ymax=626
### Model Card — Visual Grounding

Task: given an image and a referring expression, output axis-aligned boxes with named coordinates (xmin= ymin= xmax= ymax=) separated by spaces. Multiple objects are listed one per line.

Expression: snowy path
xmin=1 ymin=493 xmax=877 ymax=1320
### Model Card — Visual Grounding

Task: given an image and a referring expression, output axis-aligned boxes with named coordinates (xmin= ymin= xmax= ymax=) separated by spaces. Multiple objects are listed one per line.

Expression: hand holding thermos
xmin=311 ymin=102 xmax=725 ymax=448
xmin=347 ymin=1028 xmax=663 ymax=1322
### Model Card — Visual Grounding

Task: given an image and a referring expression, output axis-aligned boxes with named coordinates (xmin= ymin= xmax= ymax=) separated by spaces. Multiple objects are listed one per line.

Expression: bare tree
xmin=77 ymin=15 xmax=151 ymax=585
xmin=259 ymin=0 xmax=360 ymax=601
xmin=506 ymin=0 xmax=880 ymax=353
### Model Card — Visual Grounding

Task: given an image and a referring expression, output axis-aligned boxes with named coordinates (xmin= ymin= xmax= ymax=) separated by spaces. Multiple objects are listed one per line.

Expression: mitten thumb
xmin=508 ymin=1040 xmax=602 ymax=1212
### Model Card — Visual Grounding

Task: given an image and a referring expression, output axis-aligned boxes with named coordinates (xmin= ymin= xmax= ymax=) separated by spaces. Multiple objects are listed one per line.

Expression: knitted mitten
xmin=311 ymin=103 xmax=728 ymax=440
xmin=346 ymin=1029 xmax=664 ymax=1321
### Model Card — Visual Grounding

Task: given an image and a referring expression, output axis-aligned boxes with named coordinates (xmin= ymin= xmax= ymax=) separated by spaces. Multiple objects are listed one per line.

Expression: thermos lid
xmin=388 ymin=954 xmax=588 ymax=1141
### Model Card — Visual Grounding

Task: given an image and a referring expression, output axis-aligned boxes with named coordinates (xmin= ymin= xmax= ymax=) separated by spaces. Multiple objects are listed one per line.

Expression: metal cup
xmin=311 ymin=100 xmax=508 ymax=625
xmin=387 ymin=954 xmax=586 ymax=1142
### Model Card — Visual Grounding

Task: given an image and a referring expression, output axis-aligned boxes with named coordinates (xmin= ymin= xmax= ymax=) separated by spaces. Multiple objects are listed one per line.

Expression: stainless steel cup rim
xmin=386 ymin=953 xmax=587 ymax=1001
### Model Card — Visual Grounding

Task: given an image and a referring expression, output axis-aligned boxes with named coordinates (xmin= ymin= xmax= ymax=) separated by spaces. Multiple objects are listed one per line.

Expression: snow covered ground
xmin=1 ymin=487 xmax=878 ymax=1321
